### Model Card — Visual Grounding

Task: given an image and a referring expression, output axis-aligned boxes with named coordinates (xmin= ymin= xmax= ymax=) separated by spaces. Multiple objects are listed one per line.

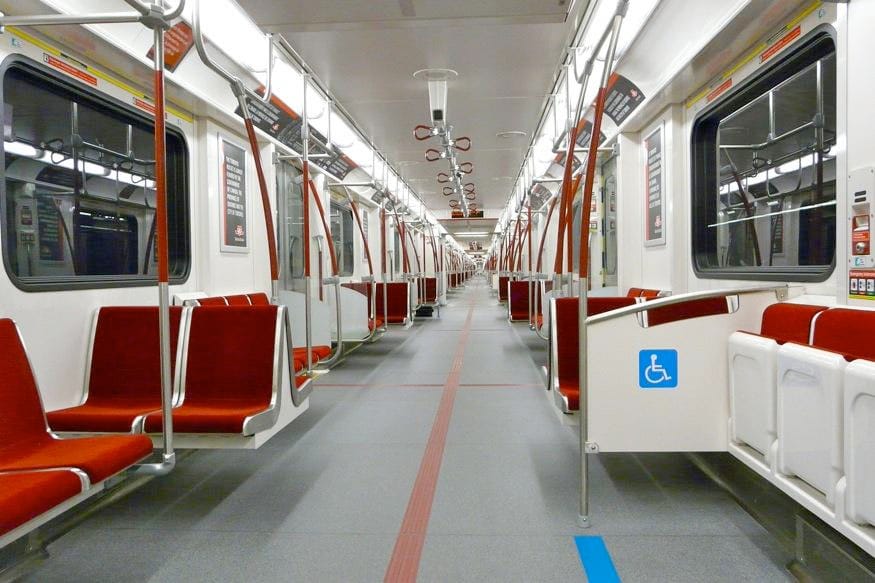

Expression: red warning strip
xmin=384 ymin=305 xmax=475 ymax=582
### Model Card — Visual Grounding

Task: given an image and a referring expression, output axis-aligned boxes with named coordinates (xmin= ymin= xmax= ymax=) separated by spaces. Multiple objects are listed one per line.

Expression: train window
xmin=330 ymin=198 xmax=354 ymax=276
xmin=276 ymin=161 xmax=304 ymax=291
xmin=1 ymin=61 xmax=189 ymax=290
xmin=691 ymin=34 xmax=836 ymax=281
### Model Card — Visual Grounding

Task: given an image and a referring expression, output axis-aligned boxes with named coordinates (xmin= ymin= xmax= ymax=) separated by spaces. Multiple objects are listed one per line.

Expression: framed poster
xmin=219 ymin=137 xmax=249 ymax=253
xmin=643 ymin=124 xmax=665 ymax=247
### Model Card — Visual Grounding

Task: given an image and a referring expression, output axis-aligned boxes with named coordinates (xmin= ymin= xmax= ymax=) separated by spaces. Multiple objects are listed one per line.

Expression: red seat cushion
xmin=47 ymin=307 xmax=183 ymax=433
xmin=143 ymin=306 xmax=279 ymax=434
xmin=0 ymin=435 xmax=153 ymax=483
xmin=293 ymin=346 xmax=331 ymax=363
xmin=0 ymin=471 xmax=83 ymax=536
xmin=809 ymin=308 xmax=875 ymax=361
xmin=758 ymin=303 xmax=828 ymax=345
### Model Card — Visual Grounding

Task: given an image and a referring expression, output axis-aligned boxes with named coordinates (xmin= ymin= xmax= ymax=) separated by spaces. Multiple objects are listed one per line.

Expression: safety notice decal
xmin=849 ymin=270 xmax=875 ymax=300
xmin=43 ymin=54 xmax=97 ymax=87
xmin=760 ymin=25 xmax=802 ymax=63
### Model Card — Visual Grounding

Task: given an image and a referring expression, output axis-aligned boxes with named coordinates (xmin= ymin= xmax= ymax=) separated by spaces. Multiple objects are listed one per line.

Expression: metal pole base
xmin=577 ymin=514 xmax=592 ymax=529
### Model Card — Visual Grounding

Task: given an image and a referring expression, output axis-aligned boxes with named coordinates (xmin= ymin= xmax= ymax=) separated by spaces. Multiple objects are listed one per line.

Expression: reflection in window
xmin=693 ymin=36 xmax=836 ymax=280
xmin=330 ymin=196 xmax=354 ymax=276
xmin=2 ymin=63 xmax=189 ymax=287
xmin=276 ymin=161 xmax=304 ymax=291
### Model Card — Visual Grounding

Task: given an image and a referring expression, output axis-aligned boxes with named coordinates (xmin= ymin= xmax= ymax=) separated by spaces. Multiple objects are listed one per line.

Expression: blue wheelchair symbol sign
xmin=638 ymin=349 xmax=678 ymax=389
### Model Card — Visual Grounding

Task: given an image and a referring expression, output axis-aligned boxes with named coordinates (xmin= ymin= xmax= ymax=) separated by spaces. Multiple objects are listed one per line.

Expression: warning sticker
xmin=760 ymin=26 xmax=802 ymax=63
xmin=43 ymin=54 xmax=97 ymax=86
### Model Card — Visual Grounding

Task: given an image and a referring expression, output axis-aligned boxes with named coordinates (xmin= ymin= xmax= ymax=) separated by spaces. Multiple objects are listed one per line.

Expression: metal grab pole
xmin=577 ymin=0 xmax=627 ymax=529
xmin=380 ymin=204 xmax=389 ymax=329
xmin=302 ymin=75 xmax=314 ymax=373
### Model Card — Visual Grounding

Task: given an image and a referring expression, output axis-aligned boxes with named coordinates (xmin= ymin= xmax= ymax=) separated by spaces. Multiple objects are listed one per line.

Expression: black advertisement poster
xmin=644 ymin=125 xmax=665 ymax=246
xmin=235 ymin=94 xmax=358 ymax=179
xmin=36 ymin=195 xmax=64 ymax=261
xmin=604 ymin=74 xmax=646 ymax=126
xmin=220 ymin=138 xmax=248 ymax=251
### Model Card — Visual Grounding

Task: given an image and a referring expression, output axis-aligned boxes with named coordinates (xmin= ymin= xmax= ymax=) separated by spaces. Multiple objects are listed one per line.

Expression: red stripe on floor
xmin=384 ymin=305 xmax=475 ymax=582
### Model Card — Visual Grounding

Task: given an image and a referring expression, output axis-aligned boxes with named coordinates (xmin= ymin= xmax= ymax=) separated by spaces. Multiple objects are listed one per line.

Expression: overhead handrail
xmin=0 ymin=0 xmax=189 ymax=477
xmin=585 ymin=285 xmax=790 ymax=325
xmin=194 ymin=0 xmax=277 ymax=302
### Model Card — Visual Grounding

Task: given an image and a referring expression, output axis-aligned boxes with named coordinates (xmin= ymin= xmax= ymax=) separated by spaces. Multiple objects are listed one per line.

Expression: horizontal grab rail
xmin=586 ymin=284 xmax=791 ymax=325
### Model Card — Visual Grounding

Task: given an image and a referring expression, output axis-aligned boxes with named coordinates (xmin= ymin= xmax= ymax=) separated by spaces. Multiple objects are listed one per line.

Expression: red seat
xmin=143 ymin=306 xmax=281 ymax=435
xmin=197 ymin=296 xmax=229 ymax=306
xmin=508 ymin=280 xmax=530 ymax=321
xmin=47 ymin=307 xmax=183 ymax=433
xmin=553 ymin=297 xmax=637 ymax=410
xmin=293 ymin=345 xmax=332 ymax=363
xmin=418 ymin=277 xmax=438 ymax=303
xmin=498 ymin=276 xmax=510 ymax=302
xmin=0 ymin=319 xmax=153 ymax=482
xmin=376 ymin=282 xmax=409 ymax=324
xmin=626 ymin=287 xmax=644 ymax=298
xmin=0 ymin=470 xmax=83 ymax=536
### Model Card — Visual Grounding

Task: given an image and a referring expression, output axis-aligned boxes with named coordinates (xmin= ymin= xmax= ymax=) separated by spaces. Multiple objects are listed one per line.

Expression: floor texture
xmin=23 ymin=276 xmax=792 ymax=582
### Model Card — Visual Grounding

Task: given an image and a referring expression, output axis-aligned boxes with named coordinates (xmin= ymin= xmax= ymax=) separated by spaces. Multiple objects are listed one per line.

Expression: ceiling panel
xmin=237 ymin=0 xmax=575 ymax=215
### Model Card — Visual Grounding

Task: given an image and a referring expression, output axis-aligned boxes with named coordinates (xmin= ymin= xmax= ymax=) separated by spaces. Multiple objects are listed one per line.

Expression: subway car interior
xmin=1 ymin=0 xmax=874 ymax=581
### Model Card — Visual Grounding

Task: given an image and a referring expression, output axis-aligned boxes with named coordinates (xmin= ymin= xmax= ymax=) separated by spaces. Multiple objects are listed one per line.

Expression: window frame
xmin=0 ymin=55 xmax=191 ymax=292
xmin=329 ymin=199 xmax=354 ymax=277
xmin=690 ymin=27 xmax=837 ymax=283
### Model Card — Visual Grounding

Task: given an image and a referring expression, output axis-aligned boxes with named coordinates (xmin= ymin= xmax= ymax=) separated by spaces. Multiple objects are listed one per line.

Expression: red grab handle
xmin=443 ymin=186 xmax=457 ymax=196
xmin=454 ymin=136 xmax=472 ymax=151
xmin=457 ymin=162 xmax=474 ymax=174
xmin=425 ymin=148 xmax=443 ymax=162
xmin=437 ymin=172 xmax=451 ymax=183
xmin=414 ymin=125 xmax=435 ymax=141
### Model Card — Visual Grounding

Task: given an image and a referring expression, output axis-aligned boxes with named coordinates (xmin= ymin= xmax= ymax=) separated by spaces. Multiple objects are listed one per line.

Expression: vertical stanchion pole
xmin=153 ymin=22 xmax=174 ymax=469
xmin=302 ymin=74 xmax=313 ymax=373
xmin=578 ymin=0 xmax=627 ymax=528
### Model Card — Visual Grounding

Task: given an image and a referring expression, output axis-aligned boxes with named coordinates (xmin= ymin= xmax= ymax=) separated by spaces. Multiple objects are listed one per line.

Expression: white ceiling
xmin=237 ymin=0 xmax=580 ymax=215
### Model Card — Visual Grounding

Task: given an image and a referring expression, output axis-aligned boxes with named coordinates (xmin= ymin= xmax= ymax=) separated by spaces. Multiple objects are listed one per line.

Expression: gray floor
xmin=23 ymin=276 xmax=792 ymax=582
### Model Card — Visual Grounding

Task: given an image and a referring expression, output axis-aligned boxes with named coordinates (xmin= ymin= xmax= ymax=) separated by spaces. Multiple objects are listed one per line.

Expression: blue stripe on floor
xmin=574 ymin=536 xmax=621 ymax=582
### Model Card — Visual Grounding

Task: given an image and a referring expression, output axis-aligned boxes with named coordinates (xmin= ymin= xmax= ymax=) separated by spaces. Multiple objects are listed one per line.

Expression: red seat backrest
xmin=646 ymin=296 xmax=729 ymax=327
xmin=225 ymin=294 xmax=252 ymax=306
xmin=376 ymin=283 xmax=408 ymax=320
xmin=0 ymin=319 xmax=49 ymax=444
xmin=759 ymin=303 xmax=827 ymax=345
xmin=183 ymin=306 xmax=278 ymax=405
xmin=640 ymin=289 xmax=661 ymax=298
xmin=88 ymin=307 xmax=183 ymax=402
xmin=197 ymin=297 xmax=228 ymax=307
xmin=498 ymin=276 xmax=510 ymax=300
xmin=509 ymin=281 xmax=530 ymax=318
xmin=247 ymin=293 xmax=270 ymax=306
xmin=342 ymin=282 xmax=372 ymax=301
xmin=810 ymin=308 xmax=875 ymax=361
xmin=626 ymin=287 xmax=643 ymax=298
xmin=553 ymin=297 xmax=637 ymax=384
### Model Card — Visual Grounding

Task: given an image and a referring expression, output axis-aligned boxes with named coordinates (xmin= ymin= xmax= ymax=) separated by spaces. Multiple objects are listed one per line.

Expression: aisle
xmin=24 ymin=277 xmax=791 ymax=582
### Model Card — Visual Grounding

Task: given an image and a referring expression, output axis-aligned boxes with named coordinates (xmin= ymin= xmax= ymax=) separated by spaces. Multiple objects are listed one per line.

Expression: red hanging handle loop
xmin=448 ymin=199 xmax=460 ymax=208
xmin=463 ymin=182 xmax=476 ymax=194
xmin=414 ymin=124 xmax=435 ymax=141
xmin=464 ymin=192 xmax=476 ymax=201
xmin=442 ymin=186 xmax=457 ymax=196
xmin=437 ymin=172 xmax=451 ymax=183
xmin=425 ymin=148 xmax=443 ymax=162
xmin=453 ymin=136 xmax=472 ymax=151
xmin=457 ymin=162 xmax=474 ymax=174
